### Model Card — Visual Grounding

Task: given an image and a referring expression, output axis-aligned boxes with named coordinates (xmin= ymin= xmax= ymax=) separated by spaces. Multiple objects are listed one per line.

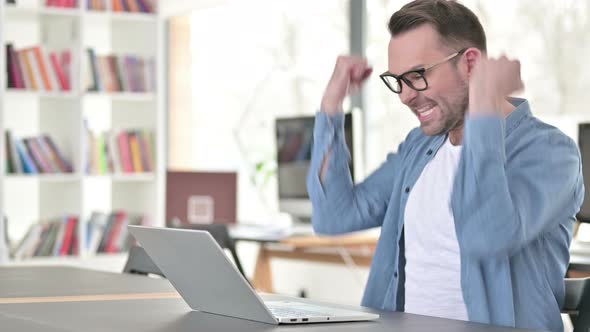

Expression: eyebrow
xmin=386 ymin=64 xmax=425 ymax=76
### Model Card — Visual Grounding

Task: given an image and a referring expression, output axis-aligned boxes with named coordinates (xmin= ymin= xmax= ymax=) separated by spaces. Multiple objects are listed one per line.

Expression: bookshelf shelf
xmin=5 ymin=89 xmax=78 ymax=100
xmin=110 ymin=12 xmax=157 ymax=22
xmin=84 ymin=92 xmax=156 ymax=102
xmin=4 ymin=5 xmax=80 ymax=18
xmin=85 ymin=11 xmax=157 ymax=22
xmin=0 ymin=0 xmax=164 ymax=268
xmin=85 ymin=174 xmax=155 ymax=182
xmin=40 ymin=7 xmax=80 ymax=17
xmin=5 ymin=174 xmax=80 ymax=182
xmin=111 ymin=173 xmax=155 ymax=182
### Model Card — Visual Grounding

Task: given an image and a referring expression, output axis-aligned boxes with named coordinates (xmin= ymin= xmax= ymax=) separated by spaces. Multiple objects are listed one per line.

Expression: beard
xmin=419 ymin=77 xmax=469 ymax=137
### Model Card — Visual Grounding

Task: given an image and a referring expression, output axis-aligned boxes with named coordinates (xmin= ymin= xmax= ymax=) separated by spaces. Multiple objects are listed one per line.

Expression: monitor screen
xmin=578 ymin=123 xmax=590 ymax=223
xmin=276 ymin=113 xmax=354 ymax=200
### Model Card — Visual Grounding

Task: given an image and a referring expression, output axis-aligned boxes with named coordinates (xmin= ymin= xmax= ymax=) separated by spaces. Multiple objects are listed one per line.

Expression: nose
xmin=399 ymin=81 xmax=418 ymax=106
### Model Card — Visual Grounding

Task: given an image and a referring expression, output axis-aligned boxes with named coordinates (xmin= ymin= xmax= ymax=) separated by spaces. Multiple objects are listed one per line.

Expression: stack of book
xmin=5 ymin=130 xmax=74 ymax=174
xmin=86 ymin=127 xmax=154 ymax=174
xmin=46 ymin=0 xmax=77 ymax=8
xmin=11 ymin=215 xmax=80 ymax=259
xmin=86 ymin=211 xmax=149 ymax=254
xmin=85 ymin=49 xmax=156 ymax=93
xmin=111 ymin=0 xmax=155 ymax=13
xmin=87 ymin=0 xmax=106 ymax=11
xmin=5 ymin=44 xmax=72 ymax=92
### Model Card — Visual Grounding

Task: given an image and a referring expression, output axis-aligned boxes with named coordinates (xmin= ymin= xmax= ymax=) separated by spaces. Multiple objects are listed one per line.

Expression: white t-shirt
xmin=403 ymin=137 xmax=468 ymax=321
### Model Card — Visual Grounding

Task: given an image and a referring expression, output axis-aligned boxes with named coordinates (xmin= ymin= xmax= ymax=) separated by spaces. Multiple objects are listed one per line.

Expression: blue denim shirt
xmin=307 ymin=98 xmax=584 ymax=332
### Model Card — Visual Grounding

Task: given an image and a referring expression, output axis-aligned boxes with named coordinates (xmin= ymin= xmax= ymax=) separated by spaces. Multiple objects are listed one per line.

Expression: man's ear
xmin=463 ymin=48 xmax=483 ymax=78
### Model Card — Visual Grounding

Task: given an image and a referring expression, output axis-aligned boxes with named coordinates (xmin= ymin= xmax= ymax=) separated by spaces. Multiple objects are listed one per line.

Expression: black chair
xmin=175 ymin=223 xmax=248 ymax=281
xmin=563 ymin=277 xmax=590 ymax=332
xmin=122 ymin=245 xmax=165 ymax=278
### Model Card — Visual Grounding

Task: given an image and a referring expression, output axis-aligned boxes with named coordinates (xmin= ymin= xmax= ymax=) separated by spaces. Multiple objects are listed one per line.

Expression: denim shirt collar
xmin=505 ymin=97 xmax=531 ymax=136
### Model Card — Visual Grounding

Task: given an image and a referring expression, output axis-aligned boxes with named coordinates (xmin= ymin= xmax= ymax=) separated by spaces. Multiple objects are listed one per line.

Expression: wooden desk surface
xmin=281 ymin=233 xmax=378 ymax=248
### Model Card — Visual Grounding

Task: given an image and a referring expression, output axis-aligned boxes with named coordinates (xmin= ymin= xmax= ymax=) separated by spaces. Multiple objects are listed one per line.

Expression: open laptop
xmin=128 ymin=225 xmax=379 ymax=325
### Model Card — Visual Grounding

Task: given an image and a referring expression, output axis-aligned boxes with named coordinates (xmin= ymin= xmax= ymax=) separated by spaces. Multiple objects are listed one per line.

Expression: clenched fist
xmin=321 ymin=56 xmax=373 ymax=115
xmin=469 ymin=55 xmax=524 ymax=116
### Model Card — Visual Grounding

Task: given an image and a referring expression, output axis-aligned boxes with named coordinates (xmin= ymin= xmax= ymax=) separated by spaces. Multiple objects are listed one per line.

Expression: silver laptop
xmin=128 ymin=225 xmax=379 ymax=325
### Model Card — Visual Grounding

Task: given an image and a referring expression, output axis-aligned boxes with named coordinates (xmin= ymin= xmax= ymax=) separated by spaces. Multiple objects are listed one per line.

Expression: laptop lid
xmin=128 ymin=225 xmax=278 ymax=324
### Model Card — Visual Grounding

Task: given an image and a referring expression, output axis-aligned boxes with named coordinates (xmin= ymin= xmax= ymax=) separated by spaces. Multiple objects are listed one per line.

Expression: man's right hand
xmin=320 ymin=56 xmax=373 ymax=115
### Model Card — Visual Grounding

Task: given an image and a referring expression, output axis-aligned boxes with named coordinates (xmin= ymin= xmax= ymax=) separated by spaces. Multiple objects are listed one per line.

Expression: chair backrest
xmin=123 ymin=245 xmax=165 ymax=278
xmin=564 ymin=277 xmax=590 ymax=332
xmin=177 ymin=223 xmax=247 ymax=281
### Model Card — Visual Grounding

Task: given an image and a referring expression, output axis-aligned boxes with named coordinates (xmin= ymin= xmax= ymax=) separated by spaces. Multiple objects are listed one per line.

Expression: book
xmin=86 ymin=48 xmax=102 ymax=91
xmin=7 ymin=44 xmax=25 ymax=89
xmin=43 ymin=135 xmax=74 ymax=172
xmin=31 ymin=46 xmax=54 ymax=91
xmin=35 ymin=136 xmax=61 ymax=172
xmin=14 ymin=139 xmax=39 ymax=174
xmin=60 ymin=216 xmax=77 ymax=256
xmin=20 ymin=50 xmax=38 ymax=90
xmin=7 ymin=131 xmax=24 ymax=173
xmin=85 ymin=50 xmax=155 ymax=93
xmin=128 ymin=132 xmax=144 ymax=172
xmin=5 ymin=131 xmax=14 ymax=173
xmin=23 ymin=138 xmax=54 ymax=173
xmin=52 ymin=217 xmax=68 ymax=256
xmin=6 ymin=44 xmax=13 ymax=88
xmin=49 ymin=51 xmax=69 ymax=91
xmin=117 ymin=131 xmax=133 ymax=173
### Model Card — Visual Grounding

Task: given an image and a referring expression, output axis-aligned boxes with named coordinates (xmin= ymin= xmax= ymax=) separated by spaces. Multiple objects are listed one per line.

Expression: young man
xmin=306 ymin=1 xmax=585 ymax=332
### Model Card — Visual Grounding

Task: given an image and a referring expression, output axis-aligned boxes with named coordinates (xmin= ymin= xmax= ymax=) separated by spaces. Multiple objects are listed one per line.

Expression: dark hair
xmin=388 ymin=0 xmax=487 ymax=53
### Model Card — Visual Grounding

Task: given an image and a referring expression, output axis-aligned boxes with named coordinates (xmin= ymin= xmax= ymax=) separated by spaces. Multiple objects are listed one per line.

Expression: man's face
xmin=387 ymin=24 xmax=469 ymax=136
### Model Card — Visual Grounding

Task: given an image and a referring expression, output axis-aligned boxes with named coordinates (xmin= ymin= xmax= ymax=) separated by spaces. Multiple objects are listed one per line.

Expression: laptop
xmin=128 ymin=225 xmax=379 ymax=325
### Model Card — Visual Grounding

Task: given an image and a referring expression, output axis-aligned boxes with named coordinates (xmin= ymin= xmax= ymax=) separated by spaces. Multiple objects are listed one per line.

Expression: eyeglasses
xmin=379 ymin=48 xmax=467 ymax=94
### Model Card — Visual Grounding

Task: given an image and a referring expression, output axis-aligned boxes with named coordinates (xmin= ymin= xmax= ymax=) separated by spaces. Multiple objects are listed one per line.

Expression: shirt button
xmin=394 ymin=272 xmax=398 ymax=278
xmin=427 ymin=149 xmax=433 ymax=155
xmin=405 ymin=187 xmax=410 ymax=193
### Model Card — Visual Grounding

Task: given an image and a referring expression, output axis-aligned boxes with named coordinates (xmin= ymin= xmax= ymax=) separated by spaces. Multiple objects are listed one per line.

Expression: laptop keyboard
xmin=268 ymin=306 xmax=334 ymax=318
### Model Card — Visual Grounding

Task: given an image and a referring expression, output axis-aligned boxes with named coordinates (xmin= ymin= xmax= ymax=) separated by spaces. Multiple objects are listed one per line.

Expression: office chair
xmin=563 ymin=277 xmax=590 ymax=332
xmin=122 ymin=245 xmax=165 ymax=278
xmin=174 ymin=222 xmax=248 ymax=281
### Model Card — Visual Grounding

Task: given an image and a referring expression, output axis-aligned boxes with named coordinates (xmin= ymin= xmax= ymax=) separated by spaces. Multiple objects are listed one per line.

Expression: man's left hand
xmin=469 ymin=55 xmax=524 ymax=116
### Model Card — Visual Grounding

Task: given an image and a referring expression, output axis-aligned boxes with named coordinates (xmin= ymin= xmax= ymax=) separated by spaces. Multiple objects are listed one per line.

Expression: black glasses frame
xmin=379 ymin=48 xmax=467 ymax=94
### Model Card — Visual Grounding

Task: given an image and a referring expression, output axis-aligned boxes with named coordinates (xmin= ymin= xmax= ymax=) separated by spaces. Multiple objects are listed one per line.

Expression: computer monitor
xmin=578 ymin=123 xmax=590 ymax=223
xmin=275 ymin=112 xmax=358 ymax=221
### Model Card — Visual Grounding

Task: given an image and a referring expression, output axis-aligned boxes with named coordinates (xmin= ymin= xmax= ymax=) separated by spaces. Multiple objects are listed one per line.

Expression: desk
xmin=229 ymin=225 xmax=378 ymax=292
xmin=250 ymin=233 xmax=378 ymax=293
xmin=0 ymin=266 xmax=539 ymax=332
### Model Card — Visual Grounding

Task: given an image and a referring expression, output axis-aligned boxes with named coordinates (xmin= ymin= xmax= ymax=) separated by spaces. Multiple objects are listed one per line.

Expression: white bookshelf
xmin=0 ymin=0 xmax=165 ymax=270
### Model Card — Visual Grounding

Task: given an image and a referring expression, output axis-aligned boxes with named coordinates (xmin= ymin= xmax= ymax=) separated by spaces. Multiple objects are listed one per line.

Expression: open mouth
xmin=415 ymin=104 xmax=438 ymax=121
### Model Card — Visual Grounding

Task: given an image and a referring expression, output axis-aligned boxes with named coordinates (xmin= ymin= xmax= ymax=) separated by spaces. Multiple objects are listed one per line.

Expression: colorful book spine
xmin=7 ymin=44 xmax=25 ymax=89
xmin=128 ymin=132 xmax=144 ymax=172
xmin=117 ymin=131 xmax=134 ymax=173
xmin=49 ymin=52 xmax=69 ymax=91
xmin=14 ymin=139 xmax=39 ymax=174
xmin=31 ymin=46 xmax=53 ymax=91
xmin=43 ymin=135 xmax=74 ymax=172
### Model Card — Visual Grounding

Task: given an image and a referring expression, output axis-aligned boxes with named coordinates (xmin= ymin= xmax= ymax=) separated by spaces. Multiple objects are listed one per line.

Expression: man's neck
xmin=448 ymin=127 xmax=464 ymax=146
